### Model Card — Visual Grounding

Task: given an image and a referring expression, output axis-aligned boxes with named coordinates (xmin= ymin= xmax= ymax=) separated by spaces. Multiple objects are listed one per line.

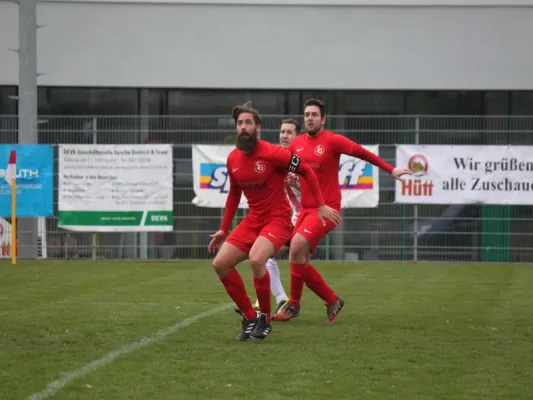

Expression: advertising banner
xmin=395 ymin=145 xmax=533 ymax=204
xmin=58 ymin=144 xmax=173 ymax=231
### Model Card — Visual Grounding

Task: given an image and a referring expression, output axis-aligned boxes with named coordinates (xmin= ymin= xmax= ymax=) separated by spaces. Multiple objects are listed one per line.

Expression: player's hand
xmin=208 ymin=230 xmax=227 ymax=254
xmin=391 ymin=167 xmax=413 ymax=181
xmin=318 ymin=205 xmax=341 ymax=226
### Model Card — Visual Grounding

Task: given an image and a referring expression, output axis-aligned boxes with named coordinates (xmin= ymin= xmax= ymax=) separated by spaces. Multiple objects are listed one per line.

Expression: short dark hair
xmin=281 ymin=118 xmax=301 ymax=134
xmin=304 ymin=98 xmax=326 ymax=118
xmin=232 ymin=101 xmax=261 ymax=125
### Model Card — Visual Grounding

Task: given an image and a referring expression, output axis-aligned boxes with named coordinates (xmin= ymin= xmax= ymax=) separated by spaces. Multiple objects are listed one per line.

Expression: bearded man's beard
xmin=236 ymin=132 xmax=258 ymax=152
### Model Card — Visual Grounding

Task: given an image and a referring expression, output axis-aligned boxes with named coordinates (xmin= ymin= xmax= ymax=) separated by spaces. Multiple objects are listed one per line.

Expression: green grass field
xmin=1 ymin=260 xmax=532 ymax=400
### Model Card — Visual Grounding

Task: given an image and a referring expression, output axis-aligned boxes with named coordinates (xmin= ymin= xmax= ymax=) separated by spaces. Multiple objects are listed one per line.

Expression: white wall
xmin=34 ymin=0 xmax=533 ymax=5
xmin=1 ymin=1 xmax=532 ymax=89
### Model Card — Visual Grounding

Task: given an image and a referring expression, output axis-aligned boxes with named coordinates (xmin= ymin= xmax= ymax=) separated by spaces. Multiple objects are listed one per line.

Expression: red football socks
xmin=253 ymin=271 xmax=271 ymax=323
xmin=220 ymin=269 xmax=256 ymax=321
xmin=289 ymin=263 xmax=307 ymax=309
xmin=304 ymin=263 xmax=337 ymax=305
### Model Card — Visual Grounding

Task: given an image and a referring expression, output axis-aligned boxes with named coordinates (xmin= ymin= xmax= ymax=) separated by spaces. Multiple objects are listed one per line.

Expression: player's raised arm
xmin=208 ymin=167 xmax=242 ymax=253
xmin=331 ymin=134 xmax=412 ymax=181
xmin=272 ymin=147 xmax=341 ymax=226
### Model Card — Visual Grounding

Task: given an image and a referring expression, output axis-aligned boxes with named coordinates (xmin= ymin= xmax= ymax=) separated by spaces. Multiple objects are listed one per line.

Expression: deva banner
xmin=192 ymin=144 xmax=380 ymax=208
xmin=395 ymin=145 xmax=533 ymax=204
xmin=0 ymin=144 xmax=53 ymax=217
xmin=58 ymin=144 xmax=173 ymax=232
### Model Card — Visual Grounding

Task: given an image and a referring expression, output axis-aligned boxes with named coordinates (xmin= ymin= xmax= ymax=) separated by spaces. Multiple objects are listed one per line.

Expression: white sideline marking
xmin=26 ymin=303 xmax=233 ymax=400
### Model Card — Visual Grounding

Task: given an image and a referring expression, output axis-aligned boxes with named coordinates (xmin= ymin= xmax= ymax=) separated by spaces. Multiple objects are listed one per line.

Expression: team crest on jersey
xmin=254 ymin=161 xmax=266 ymax=173
xmin=315 ymin=145 xmax=325 ymax=156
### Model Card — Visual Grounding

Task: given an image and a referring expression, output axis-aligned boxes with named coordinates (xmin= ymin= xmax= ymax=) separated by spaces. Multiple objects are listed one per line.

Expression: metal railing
xmin=1 ymin=114 xmax=532 ymax=262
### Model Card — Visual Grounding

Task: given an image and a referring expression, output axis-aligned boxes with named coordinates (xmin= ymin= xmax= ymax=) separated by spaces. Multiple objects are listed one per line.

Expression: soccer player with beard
xmin=240 ymin=119 xmax=302 ymax=319
xmin=274 ymin=98 xmax=413 ymax=324
xmin=208 ymin=102 xmax=340 ymax=341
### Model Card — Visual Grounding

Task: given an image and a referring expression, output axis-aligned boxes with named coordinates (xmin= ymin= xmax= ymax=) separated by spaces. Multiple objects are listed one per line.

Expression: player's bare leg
xmin=275 ymin=233 xmax=344 ymax=323
xmin=212 ymin=242 xmax=258 ymax=341
xmin=247 ymin=236 xmax=276 ymax=339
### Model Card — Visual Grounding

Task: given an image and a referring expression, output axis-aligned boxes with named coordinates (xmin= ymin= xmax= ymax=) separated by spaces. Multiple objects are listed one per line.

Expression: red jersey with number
xmin=288 ymin=130 xmax=394 ymax=211
xmin=225 ymin=140 xmax=293 ymax=228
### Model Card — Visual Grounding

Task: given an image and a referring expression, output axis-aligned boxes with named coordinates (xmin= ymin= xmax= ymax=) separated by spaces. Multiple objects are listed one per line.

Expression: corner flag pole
xmin=11 ymin=178 xmax=16 ymax=265
xmin=7 ymin=150 xmax=17 ymax=264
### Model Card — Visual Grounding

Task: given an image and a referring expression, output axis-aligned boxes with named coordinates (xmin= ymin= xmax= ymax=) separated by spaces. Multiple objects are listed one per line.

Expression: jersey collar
xmin=305 ymin=130 xmax=325 ymax=140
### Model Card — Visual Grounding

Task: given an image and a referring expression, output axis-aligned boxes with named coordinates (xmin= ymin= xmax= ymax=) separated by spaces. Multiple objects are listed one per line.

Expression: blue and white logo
xmin=0 ymin=145 xmax=54 ymax=217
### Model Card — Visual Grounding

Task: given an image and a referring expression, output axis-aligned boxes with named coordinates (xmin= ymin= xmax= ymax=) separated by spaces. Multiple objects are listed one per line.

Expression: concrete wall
xmin=1 ymin=0 xmax=532 ymax=89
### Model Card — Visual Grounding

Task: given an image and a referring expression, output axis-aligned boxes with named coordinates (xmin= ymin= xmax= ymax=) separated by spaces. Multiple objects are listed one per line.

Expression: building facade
xmin=1 ymin=0 xmax=533 ymax=117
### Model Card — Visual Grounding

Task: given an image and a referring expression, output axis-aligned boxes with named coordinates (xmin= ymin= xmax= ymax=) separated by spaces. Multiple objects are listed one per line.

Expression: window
xmin=334 ymin=92 xmax=405 ymax=145
xmin=286 ymin=91 xmax=302 ymax=116
xmin=341 ymin=91 xmax=404 ymax=115
xmin=483 ymin=91 xmax=510 ymax=115
xmin=167 ymin=89 xmax=289 ymax=144
xmin=168 ymin=90 xmax=287 ymax=115
xmin=0 ymin=86 xmax=17 ymax=143
xmin=39 ymin=88 xmax=139 ymax=115
xmin=509 ymin=91 xmax=533 ymax=145
xmin=405 ymin=91 xmax=483 ymax=115
xmin=37 ymin=88 xmax=139 ymax=144
xmin=0 ymin=86 xmax=17 ymax=115
xmin=511 ymin=91 xmax=533 ymax=115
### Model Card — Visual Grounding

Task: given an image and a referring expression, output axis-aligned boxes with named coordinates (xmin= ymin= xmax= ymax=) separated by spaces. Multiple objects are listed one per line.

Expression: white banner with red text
xmin=192 ymin=144 xmax=380 ymax=208
xmin=395 ymin=145 xmax=533 ymax=204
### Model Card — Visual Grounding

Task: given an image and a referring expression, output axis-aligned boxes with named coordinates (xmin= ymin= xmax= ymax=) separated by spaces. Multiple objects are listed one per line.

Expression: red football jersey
xmin=289 ymin=130 xmax=394 ymax=210
xmin=221 ymin=140 xmax=293 ymax=231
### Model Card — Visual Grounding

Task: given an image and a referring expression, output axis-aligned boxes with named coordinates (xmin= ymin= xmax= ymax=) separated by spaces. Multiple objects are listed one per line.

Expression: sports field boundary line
xmin=25 ymin=302 xmax=233 ymax=400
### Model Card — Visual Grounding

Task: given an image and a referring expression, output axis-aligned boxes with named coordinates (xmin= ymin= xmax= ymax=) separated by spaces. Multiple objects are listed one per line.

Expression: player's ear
xmin=321 ymin=116 xmax=327 ymax=127
xmin=256 ymin=125 xmax=261 ymax=138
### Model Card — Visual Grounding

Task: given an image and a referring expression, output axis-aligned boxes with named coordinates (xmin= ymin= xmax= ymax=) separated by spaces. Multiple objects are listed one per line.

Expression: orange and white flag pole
xmin=6 ymin=150 xmax=17 ymax=264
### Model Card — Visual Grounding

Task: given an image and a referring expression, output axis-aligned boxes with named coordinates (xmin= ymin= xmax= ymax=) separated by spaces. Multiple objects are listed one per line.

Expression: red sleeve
xmin=331 ymin=134 xmax=394 ymax=174
xmin=220 ymin=167 xmax=242 ymax=234
xmin=270 ymin=146 xmax=293 ymax=170
xmin=271 ymin=147 xmax=326 ymax=206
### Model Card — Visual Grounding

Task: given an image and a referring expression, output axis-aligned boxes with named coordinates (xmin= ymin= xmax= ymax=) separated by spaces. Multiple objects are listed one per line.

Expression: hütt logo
xmin=408 ymin=154 xmax=429 ymax=177
xmin=402 ymin=153 xmax=433 ymax=197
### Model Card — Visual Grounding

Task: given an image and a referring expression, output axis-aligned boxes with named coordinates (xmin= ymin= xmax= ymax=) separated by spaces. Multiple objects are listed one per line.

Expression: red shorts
xmin=292 ymin=208 xmax=338 ymax=253
xmin=225 ymin=217 xmax=293 ymax=255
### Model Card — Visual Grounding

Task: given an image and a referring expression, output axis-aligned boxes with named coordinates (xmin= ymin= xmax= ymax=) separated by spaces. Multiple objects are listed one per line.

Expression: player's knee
xmin=248 ymin=253 xmax=264 ymax=269
xmin=249 ymin=253 xmax=267 ymax=277
xmin=289 ymin=235 xmax=309 ymax=262
xmin=289 ymin=253 xmax=307 ymax=264
xmin=212 ymin=257 xmax=230 ymax=277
